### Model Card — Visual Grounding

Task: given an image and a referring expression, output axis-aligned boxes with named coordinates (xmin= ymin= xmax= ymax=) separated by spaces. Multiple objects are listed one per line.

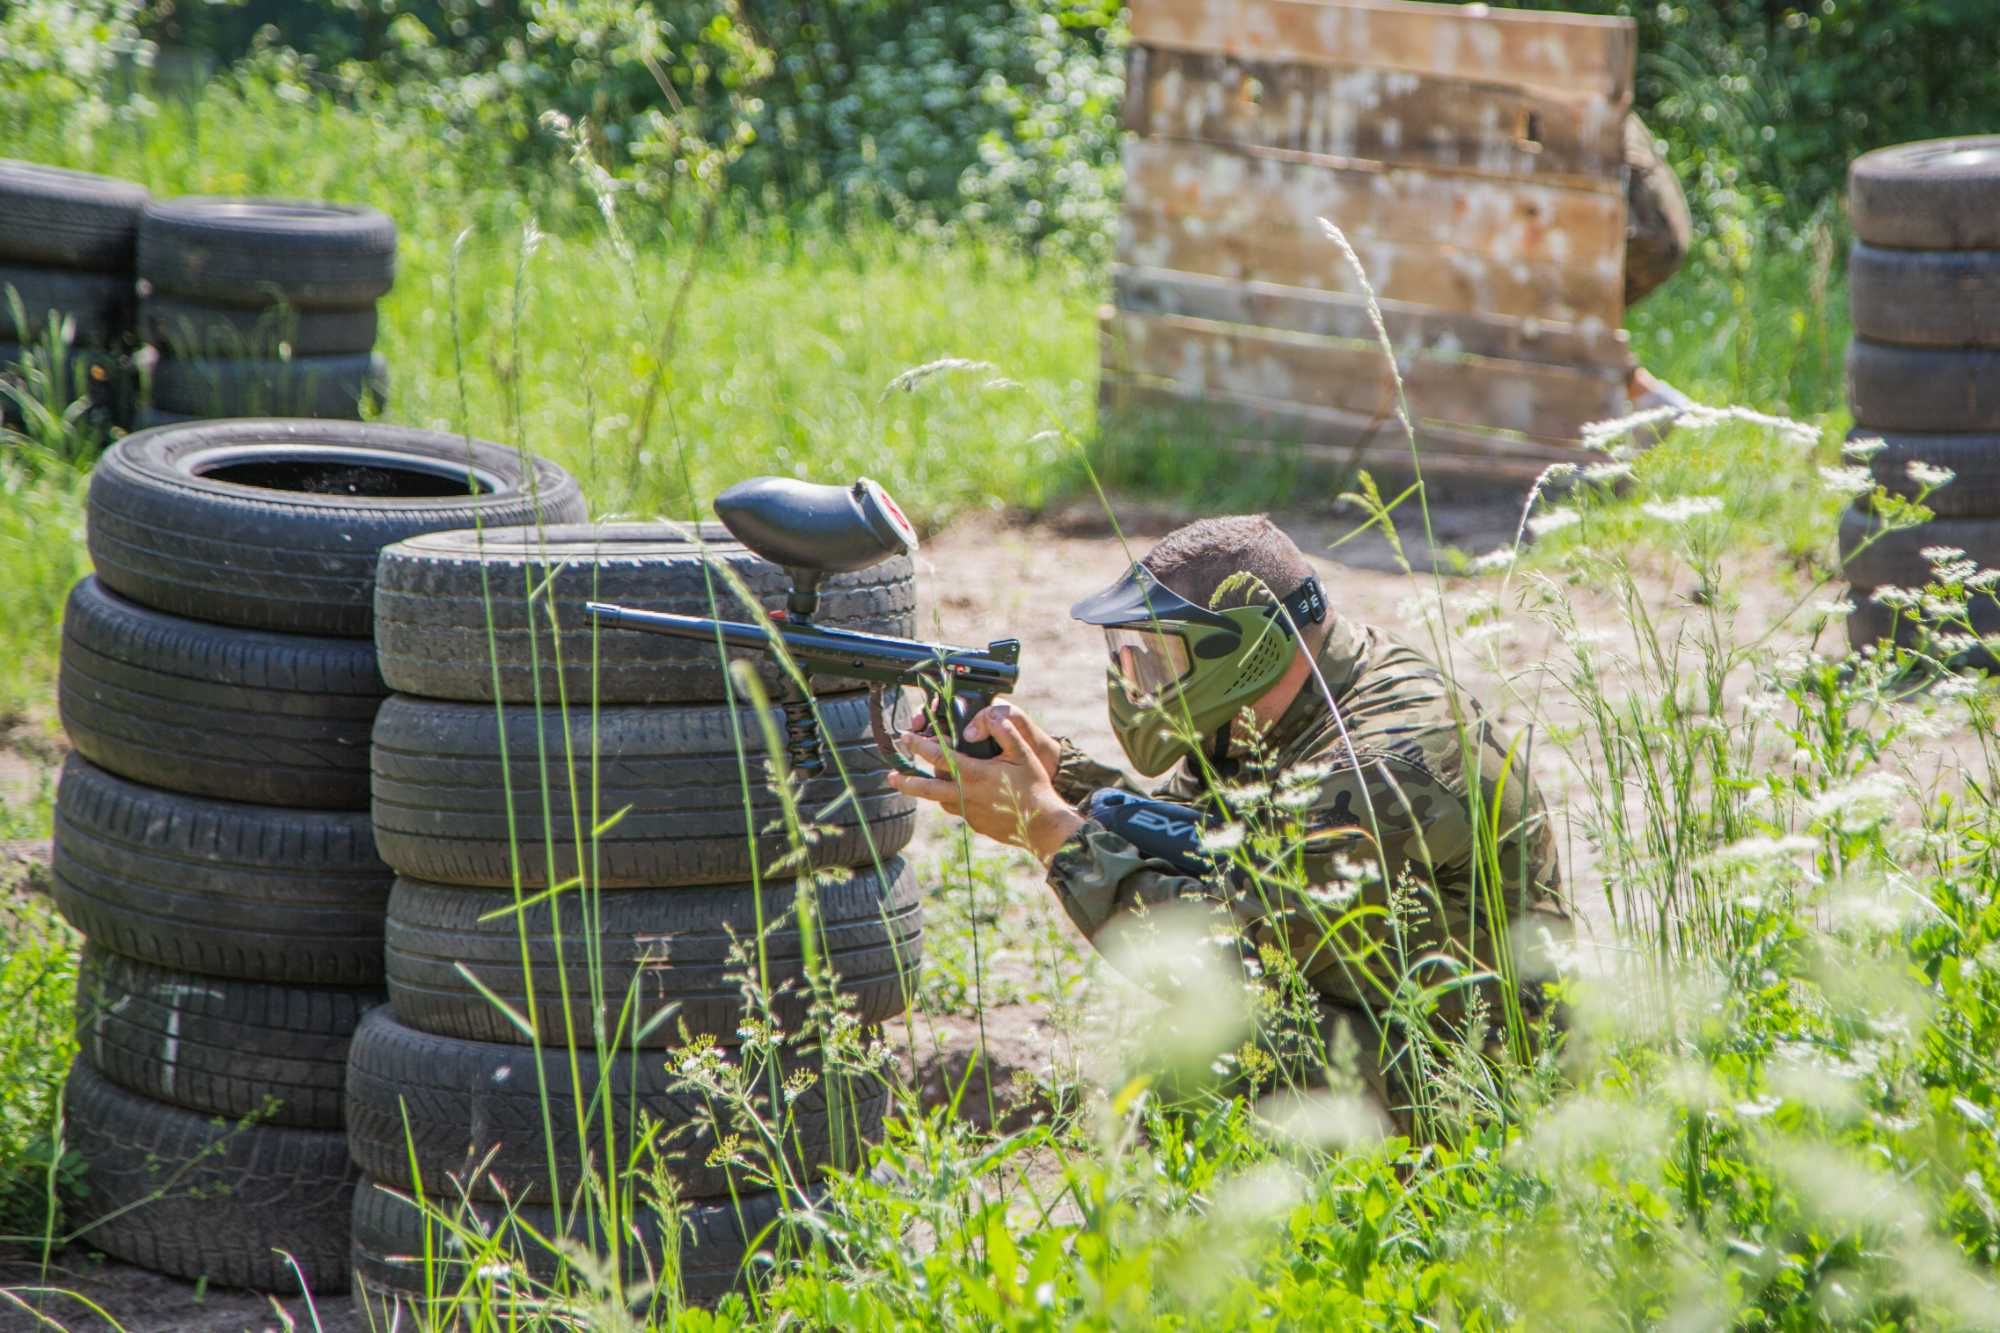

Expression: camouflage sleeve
xmin=1044 ymin=820 xmax=1211 ymax=939
xmin=1050 ymin=738 xmax=1140 ymax=806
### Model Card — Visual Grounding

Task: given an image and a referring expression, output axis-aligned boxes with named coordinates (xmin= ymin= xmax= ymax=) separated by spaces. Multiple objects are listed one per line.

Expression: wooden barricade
xmin=1101 ymin=0 xmax=1640 ymax=487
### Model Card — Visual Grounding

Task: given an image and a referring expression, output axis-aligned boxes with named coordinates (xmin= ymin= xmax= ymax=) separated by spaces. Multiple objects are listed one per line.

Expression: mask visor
xmin=1104 ymin=626 xmax=1192 ymax=704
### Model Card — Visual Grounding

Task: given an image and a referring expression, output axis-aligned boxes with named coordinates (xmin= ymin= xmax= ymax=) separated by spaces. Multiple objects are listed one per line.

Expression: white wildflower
xmin=1809 ymin=772 xmax=1907 ymax=832
xmin=1935 ymin=559 xmax=1980 ymax=585
xmin=1920 ymin=545 xmax=1968 ymax=566
xmin=1870 ymin=586 xmax=1919 ymax=610
xmin=1817 ymin=465 xmax=1873 ymax=496
xmin=1581 ymin=406 xmax=1680 ymax=451
xmin=1812 ymin=598 xmax=1856 ymax=619
xmin=1582 ymin=460 xmax=1634 ymax=485
xmin=1199 ymin=823 xmax=1246 ymax=853
xmin=1466 ymin=545 xmax=1517 ymax=574
xmin=1526 ymin=507 xmax=1582 ymax=537
xmin=1923 ymin=594 xmax=1968 ymax=619
xmin=1706 ymin=834 xmax=1817 ymax=871
xmin=1906 ymin=460 xmax=1956 ymax=489
xmin=1965 ymin=568 xmax=2000 ymax=592
xmin=1842 ymin=435 xmax=1887 ymax=460
xmin=1933 ymin=674 xmax=1979 ymax=702
xmin=1461 ymin=621 xmax=1515 ymax=648
xmin=1641 ymin=495 xmax=1724 ymax=523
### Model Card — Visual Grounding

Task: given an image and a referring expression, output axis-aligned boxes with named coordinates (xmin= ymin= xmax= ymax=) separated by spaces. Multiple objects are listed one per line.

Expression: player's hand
xmin=888 ymin=710 xmax=1084 ymax=864
xmin=960 ymin=702 xmax=1061 ymax=777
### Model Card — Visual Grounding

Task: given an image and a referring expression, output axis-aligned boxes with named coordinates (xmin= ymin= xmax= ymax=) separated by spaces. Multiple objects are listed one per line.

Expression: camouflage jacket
xmin=1046 ymin=614 xmax=1569 ymax=1022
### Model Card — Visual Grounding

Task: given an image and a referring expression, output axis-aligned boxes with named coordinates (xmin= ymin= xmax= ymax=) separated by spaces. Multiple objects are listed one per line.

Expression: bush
xmin=1497 ymin=0 xmax=2000 ymax=233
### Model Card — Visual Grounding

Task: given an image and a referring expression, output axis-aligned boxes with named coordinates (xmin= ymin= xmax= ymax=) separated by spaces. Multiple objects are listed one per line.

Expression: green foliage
xmin=145 ymin=0 xmax=1127 ymax=258
xmin=1496 ymin=0 xmax=2000 ymax=232
xmin=0 ymin=891 xmax=78 ymax=1242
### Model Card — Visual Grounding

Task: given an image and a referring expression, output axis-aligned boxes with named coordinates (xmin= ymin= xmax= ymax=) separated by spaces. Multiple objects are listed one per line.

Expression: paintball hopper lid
xmin=713 ymin=476 xmax=918 ymax=573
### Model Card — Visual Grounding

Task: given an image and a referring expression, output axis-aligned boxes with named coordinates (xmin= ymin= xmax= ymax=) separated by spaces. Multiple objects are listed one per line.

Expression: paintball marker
xmin=586 ymin=476 xmax=1021 ymax=777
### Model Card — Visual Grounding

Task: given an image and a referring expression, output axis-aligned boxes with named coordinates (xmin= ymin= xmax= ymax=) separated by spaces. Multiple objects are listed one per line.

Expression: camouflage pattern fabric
xmin=1047 ymin=614 xmax=1569 ymax=1051
xmin=1624 ymin=112 xmax=1692 ymax=308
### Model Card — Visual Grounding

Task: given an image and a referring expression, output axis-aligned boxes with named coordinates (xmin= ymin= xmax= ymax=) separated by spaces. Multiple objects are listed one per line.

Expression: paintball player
xmin=1625 ymin=113 xmax=1694 ymax=409
xmin=887 ymin=515 xmax=1569 ymax=1121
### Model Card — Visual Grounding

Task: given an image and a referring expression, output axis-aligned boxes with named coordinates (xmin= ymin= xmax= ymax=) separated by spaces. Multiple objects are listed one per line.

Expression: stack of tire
xmin=52 ymin=420 xmax=585 ymax=1294
xmin=1843 ymin=135 xmax=2000 ymax=668
xmin=348 ymin=523 xmax=924 ymax=1312
xmin=0 ymin=160 xmax=149 ymax=428
xmin=137 ymin=199 xmax=395 ymax=429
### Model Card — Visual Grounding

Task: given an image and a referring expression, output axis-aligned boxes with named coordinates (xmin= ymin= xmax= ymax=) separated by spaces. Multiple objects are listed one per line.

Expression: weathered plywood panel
xmin=1131 ymin=0 xmax=1636 ymax=100
xmin=1126 ymin=138 xmax=1625 ymax=264
xmin=1102 ymin=307 xmax=1625 ymax=441
xmin=1114 ymin=264 xmax=1630 ymax=370
xmin=1125 ymin=47 xmax=1625 ymax=188
xmin=1119 ymin=205 xmax=1621 ymax=326
xmin=1101 ymin=372 xmax=1585 ymax=486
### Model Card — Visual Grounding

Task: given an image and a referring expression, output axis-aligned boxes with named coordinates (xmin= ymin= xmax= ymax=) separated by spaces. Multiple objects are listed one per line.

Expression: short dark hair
xmin=1141 ymin=515 xmax=1320 ymax=620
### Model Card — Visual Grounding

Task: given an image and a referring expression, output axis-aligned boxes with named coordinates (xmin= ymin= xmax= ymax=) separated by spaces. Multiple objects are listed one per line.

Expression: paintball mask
xmin=1071 ymin=562 xmax=1327 ymax=776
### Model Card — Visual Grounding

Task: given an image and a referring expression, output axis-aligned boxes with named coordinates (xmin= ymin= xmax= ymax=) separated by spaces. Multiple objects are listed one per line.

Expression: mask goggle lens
xmin=1104 ymin=626 xmax=1193 ymax=704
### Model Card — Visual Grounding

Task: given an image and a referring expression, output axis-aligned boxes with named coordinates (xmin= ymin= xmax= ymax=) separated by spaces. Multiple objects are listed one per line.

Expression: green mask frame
xmin=1071 ymin=563 xmax=1328 ymax=777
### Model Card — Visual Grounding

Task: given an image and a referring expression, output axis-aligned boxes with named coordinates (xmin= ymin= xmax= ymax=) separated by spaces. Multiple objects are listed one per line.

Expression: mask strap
xmin=1281 ymin=575 xmax=1327 ymax=632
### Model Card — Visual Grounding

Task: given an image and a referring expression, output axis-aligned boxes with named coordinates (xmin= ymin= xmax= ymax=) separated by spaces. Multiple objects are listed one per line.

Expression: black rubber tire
xmin=1857 ymin=430 xmax=2000 ymax=517
xmin=370 ymin=691 xmax=915 ymax=888
xmin=1847 ymin=340 xmax=2000 ymax=434
xmin=374 ymin=522 xmax=918 ymax=705
xmin=1851 ymin=136 xmax=2000 ymax=252
xmin=351 ymin=1176 xmax=780 ymax=1310
xmin=74 ymin=944 xmax=379 ymax=1129
xmin=86 ymin=419 xmax=587 ymax=636
xmin=1847 ymin=588 xmax=2000 ymax=671
xmin=138 ymin=198 xmax=396 ymax=309
xmin=51 ymin=755 xmax=393 ymax=985
xmin=140 ymin=294 xmax=379 ymax=358
xmin=150 ymin=350 xmax=387 ymax=419
xmin=0 ymin=262 xmax=132 ymax=345
xmin=58 ymin=576 xmax=385 ymax=808
xmin=344 ymin=1008 xmax=887 ymax=1204
xmin=0 ymin=160 xmax=148 ymax=270
xmin=1838 ymin=503 xmax=2000 ymax=591
xmin=63 ymin=1059 xmax=357 ymax=1293
xmin=384 ymin=859 xmax=922 ymax=1046
xmin=1849 ymin=243 xmax=2000 ymax=349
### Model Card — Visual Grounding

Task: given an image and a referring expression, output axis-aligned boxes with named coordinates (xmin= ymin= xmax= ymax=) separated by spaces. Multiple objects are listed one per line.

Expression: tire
xmin=1847 ymin=588 xmax=2000 ymax=671
xmin=1838 ymin=504 xmax=2000 ymax=591
xmin=140 ymin=295 xmax=378 ymax=359
xmin=63 ymin=1059 xmax=357 ymax=1293
xmin=1849 ymin=243 xmax=2000 ymax=349
xmin=138 ymin=198 xmax=396 ymax=309
xmin=384 ymin=859 xmax=922 ymax=1046
xmin=86 ymin=419 xmax=587 ymax=636
xmin=0 ymin=160 xmax=148 ymax=270
xmin=1856 ymin=430 xmax=2000 ymax=517
xmin=59 ymin=576 xmax=385 ymax=808
xmin=74 ymin=944 xmax=379 ymax=1129
xmin=369 ymin=691 xmax=915 ymax=889
xmin=1847 ymin=340 xmax=2000 ymax=434
xmin=343 ymin=1008 xmax=887 ymax=1204
xmin=374 ymin=522 xmax=917 ymax=704
xmin=150 ymin=350 xmax=387 ymax=419
xmin=1850 ymin=136 xmax=2000 ymax=252
xmin=351 ymin=1176 xmax=780 ymax=1310
xmin=51 ymin=755 xmax=393 ymax=985
xmin=0 ymin=262 xmax=131 ymax=346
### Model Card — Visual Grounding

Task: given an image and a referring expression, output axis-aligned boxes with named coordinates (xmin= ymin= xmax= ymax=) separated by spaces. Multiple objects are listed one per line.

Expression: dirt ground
xmin=0 ymin=493 xmax=1847 ymax=1331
